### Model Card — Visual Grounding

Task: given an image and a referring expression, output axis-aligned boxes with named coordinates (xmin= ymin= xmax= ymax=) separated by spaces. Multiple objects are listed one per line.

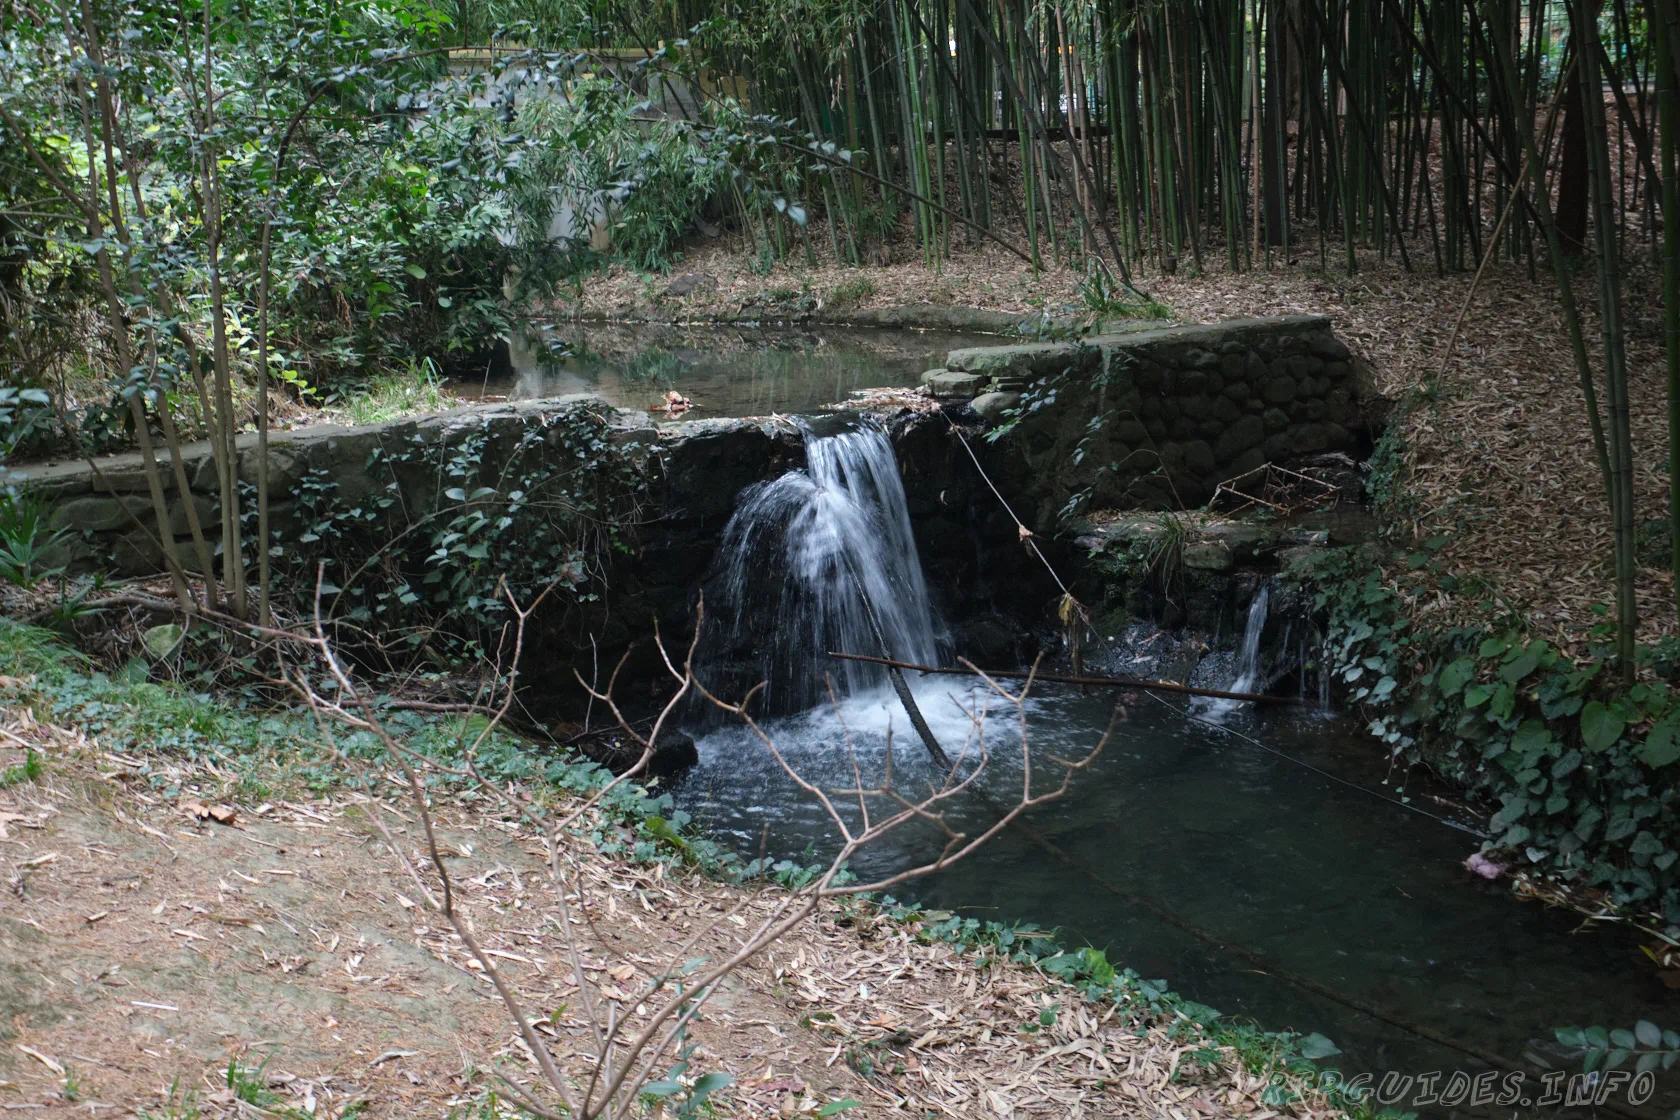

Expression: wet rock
xmin=961 ymin=617 xmax=1020 ymax=665
xmin=1280 ymin=544 xmax=1332 ymax=571
xmin=647 ymin=729 xmax=700 ymax=777
xmin=970 ymin=391 xmax=1021 ymax=422
xmin=944 ymin=341 xmax=1092 ymax=382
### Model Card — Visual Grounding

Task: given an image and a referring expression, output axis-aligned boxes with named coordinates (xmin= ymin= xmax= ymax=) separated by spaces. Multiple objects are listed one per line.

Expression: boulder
xmin=922 ymin=370 xmax=989 ymax=398
xmin=52 ymin=495 xmax=152 ymax=533
xmin=970 ymin=391 xmax=1021 ymax=421
xmin=944 ymin=341 xmax=1092 ymax=383
xmin=1263 ymin=375 xmax=1298 ymax=405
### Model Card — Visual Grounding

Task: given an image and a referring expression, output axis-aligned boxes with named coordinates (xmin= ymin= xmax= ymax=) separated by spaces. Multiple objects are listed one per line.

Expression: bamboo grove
xmin=2 ymin=0 xmax=1678 ymax=672
xmin=633 ymin=0 xmax=1673 ymax=674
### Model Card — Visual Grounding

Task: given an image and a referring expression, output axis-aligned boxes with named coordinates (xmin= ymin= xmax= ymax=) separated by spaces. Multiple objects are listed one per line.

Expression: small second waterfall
xmin=696 ymin=422 xmax=940 ymax=715
xmin=1194 ymin=581 xmax=1272 ymax=719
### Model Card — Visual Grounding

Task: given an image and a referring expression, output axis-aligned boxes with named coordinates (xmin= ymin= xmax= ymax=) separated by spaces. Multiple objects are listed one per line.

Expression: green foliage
xmin=0 ymin=488 xmax=69 ymax=589
xmin=828 ymin=275 xmax=876 ymax=306
xmin=1285 ymin=545 xmax=1680 ymax=924
xmin=1 ymin=0 xmax=523 ymax=455
xmin=136 ymin=1079 xmax=201 ymax=1120
xmin=1076 ymin=268 xmax=1173 ymax=321
xmin=513 ymin=80 xmax=734 ymax=276
xmin=0 ymin=386 xmax=57 ymax=457
xmin=338 ymin=358 xmax=451 ymax=427
xmin=0 ymin=748 xmax=43 ymax=788
xmin=248 ymin=403 xmax=647 ymax=657
xmin=1362 ymin=420 xmax=1412 ymax=519
xmin=1555 ymin=1021 xmax=1680 ymax=1075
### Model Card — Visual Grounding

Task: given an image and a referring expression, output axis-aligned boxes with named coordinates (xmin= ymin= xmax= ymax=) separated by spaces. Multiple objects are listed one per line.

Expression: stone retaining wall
xmin=1 ymin=313 xmax=1372 ymax=689
xmin=923 ymin=315 xmax=1379 ymax=526
xmin=2 ymin=398 xmax=801 ymax=578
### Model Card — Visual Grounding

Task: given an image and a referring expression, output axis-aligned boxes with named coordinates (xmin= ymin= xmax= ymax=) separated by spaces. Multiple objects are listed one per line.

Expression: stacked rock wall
xmin=924 ymin=315 xmax=1376 ymax=527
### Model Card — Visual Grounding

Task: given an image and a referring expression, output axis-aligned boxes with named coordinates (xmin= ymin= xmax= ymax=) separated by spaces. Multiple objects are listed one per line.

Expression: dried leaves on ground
xmin=0 ymin=700 xmax=1338 ymax=1119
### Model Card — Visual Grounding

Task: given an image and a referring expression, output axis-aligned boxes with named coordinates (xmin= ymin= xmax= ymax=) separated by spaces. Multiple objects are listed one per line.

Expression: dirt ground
xmin=0 ymin=701 xmax=1333 ymax=1119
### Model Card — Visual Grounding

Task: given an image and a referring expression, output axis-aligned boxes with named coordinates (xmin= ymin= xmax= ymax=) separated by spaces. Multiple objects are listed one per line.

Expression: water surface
xmin=675 ymin=684 xmax=1674 ymax=1116
xmin=451 ymin=324 xmax=993 ymax=418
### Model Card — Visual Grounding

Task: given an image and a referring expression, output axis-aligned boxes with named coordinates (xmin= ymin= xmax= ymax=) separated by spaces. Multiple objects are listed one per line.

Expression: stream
xmin=674 ymin=419 xmax=1677 ymax=1119
xmin=451 ymin=323 xmax=994 ymax=417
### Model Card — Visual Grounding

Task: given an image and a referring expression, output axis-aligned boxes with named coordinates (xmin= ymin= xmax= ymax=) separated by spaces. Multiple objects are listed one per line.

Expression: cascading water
xmin=1195 ymin=581 xmax=1271 ymax=719
xmin=696 ymin=421 xmax=941 ymax=715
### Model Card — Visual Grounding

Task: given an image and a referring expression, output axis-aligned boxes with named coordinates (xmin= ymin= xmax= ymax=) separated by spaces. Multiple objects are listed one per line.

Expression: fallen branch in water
xmin=826 ymin=651 xmax=1302 ymax=705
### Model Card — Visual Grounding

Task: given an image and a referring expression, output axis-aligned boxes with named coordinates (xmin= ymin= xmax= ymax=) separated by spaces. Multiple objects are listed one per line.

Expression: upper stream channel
xmin=451 ymin=322 xmax=995 ymax=417
xmin=644 ymin=384 xmax=1676 ymax=1120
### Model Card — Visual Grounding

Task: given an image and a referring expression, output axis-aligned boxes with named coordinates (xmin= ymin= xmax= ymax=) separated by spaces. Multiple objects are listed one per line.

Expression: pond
xmin=673 ymin=420 xmax=1675 ymax=1120
xmin=450 ymin=323 xmax=997 ymax=417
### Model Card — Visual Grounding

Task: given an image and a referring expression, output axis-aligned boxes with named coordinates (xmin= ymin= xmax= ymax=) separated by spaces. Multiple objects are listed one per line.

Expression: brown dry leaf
xmin=16 ymin=1044 xmax=63 ymax=1075
xmin=608 ymin=963 xmax=637 ymax=983
xmin=207 ymin=804 xmax=237 ymax=825
xmin=182 ymin=799 xmax=210 ymax=821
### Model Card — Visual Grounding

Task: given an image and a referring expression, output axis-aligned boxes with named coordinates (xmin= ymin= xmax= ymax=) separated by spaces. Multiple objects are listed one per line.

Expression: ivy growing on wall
xmin=244 ymin=403 xmax=651 ymax=658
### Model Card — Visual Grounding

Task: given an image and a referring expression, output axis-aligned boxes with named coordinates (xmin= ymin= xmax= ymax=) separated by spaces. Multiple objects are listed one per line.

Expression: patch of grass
xmin=828 ymin=275 xmax=876 ymax=306
xmin=0 ymin=620 xmax=85 ymax=680
xmin=0 ymin=748 xmax=42 ymax=788
xmin=1077 ymin=269 xmax=1175 ymax=321
xmin=137 ymin=1079 xmax=200 ymax=1120
xmin=338 ymin=358 xmax=450 ymax=426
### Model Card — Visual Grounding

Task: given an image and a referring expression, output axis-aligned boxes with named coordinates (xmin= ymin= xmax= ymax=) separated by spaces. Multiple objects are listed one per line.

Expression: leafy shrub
xmin=1289 ymin=546 xmax=1680 ymax=923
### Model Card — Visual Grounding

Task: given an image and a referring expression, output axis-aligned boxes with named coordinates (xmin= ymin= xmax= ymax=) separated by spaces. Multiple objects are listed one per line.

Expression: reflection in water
xmin=453 ymin=324 xmax=994 ymax=418
xmin=675 ymin=691 xmax=1674 ymax=1117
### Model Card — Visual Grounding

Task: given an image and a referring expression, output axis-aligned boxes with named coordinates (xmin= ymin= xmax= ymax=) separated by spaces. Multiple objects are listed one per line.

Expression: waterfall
xmin=1196 ymin=582 xmax=1271 ymax=719
xmin=697 ymin=422 xmax=940 ymax=715
xmin=1229 ymin=582 xmax=1271 ymax=695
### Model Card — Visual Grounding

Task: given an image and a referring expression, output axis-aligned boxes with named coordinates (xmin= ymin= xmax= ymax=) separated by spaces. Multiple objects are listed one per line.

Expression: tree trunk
xmin=1555 ymin=0 xmax=1604 ymax=254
